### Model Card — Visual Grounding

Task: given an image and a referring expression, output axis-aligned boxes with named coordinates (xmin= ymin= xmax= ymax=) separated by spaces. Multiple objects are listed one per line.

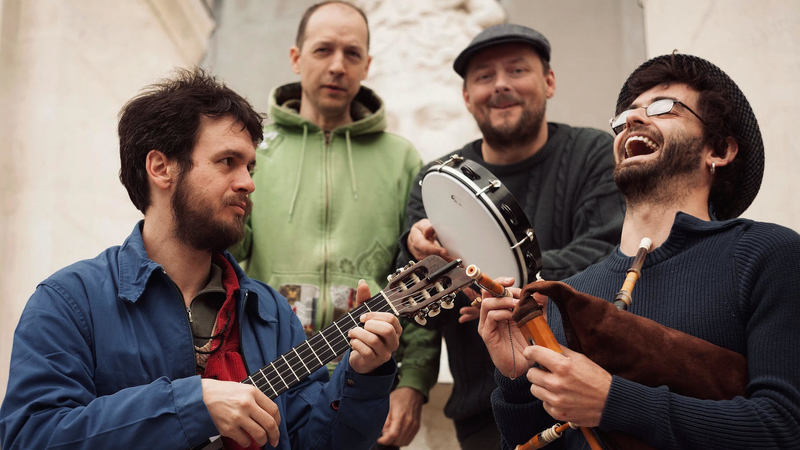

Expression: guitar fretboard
xmin=242 ymin=293 xmax=393 ymax=399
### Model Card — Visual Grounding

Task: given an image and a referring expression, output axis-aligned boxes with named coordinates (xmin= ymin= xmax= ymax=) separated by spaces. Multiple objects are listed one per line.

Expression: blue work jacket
xmin=0 ymin=222 xmax=395 ymax=449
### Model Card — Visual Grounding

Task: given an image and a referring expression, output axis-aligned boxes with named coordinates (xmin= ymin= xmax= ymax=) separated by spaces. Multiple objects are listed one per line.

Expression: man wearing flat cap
xmin=396 ymin=24 xmax=624 ymax=448
xmin=479 ymin=53 xmax=800 ymax=449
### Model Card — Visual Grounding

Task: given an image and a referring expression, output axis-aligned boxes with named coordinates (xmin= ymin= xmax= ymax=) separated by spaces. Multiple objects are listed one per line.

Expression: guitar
xmin=201 ymin=255 xmax=471 ymax=449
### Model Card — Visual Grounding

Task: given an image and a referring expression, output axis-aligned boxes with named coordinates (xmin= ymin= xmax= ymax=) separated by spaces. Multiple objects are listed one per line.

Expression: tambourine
xmin=420 ymin=155 xmax=542 ymax=287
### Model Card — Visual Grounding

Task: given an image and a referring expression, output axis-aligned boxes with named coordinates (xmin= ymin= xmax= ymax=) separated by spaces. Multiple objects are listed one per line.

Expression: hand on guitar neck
xmin=200 ymin=256 xmax=472 ymax=449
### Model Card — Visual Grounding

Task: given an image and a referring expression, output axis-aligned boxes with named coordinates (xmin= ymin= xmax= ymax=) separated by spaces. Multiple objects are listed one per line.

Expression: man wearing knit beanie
xmin=480 ymin=53 xmax=800 ymax=449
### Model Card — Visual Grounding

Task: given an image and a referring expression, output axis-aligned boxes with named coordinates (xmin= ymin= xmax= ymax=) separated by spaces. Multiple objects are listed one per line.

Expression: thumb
xmin=355 ymin=279 xmax=371 ymax=306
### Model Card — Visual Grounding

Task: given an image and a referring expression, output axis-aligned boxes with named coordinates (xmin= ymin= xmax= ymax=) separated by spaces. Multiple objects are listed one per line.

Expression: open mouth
xmin=624 ymin=135 xmax=660 ymax=159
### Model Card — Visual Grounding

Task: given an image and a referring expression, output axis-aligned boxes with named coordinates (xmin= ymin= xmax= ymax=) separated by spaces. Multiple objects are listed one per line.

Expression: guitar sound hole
xmin=500 ymin=204 xmax=518 ymax=225
xmin=460 ymin=166 xmax=480 ymax=181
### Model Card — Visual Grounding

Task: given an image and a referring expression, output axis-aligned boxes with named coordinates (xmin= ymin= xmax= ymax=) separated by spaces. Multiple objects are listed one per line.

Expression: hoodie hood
xmin=268 ymin=82 xmax=387 ymax=136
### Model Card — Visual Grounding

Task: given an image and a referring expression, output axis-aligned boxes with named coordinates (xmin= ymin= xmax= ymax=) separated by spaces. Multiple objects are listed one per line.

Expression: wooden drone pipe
xmin=613 ymin=237 xmax=652 ymax=311
xmin=466 ymin=264 xmax=509 ymax=306
xmin=512 ymin=297 xmax=603 ymax=450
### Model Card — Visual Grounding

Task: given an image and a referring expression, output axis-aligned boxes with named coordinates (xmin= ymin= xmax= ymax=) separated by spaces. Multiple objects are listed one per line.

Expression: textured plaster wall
xmin=0 ymin=0 xmax=213 ymax=402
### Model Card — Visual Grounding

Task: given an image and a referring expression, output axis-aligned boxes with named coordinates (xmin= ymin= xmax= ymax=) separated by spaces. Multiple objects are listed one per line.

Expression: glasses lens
xmin=646 ymin=98 xmax=677 ymax=117
xmin=610 ymin=111 xmax=629 ymax=135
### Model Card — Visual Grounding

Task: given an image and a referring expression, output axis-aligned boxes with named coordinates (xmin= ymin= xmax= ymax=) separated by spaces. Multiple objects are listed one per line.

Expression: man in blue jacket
xmin=0 ymin=69 xmax=402 ymax=449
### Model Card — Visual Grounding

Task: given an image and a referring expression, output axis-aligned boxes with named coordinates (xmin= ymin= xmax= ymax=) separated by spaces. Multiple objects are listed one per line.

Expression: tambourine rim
xmin=422 ymin=159 xmax=543 ymax=286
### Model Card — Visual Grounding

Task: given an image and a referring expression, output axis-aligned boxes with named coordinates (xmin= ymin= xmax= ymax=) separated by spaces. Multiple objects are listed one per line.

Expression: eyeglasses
xmin=610 ymin=98 xmax=705 ymax=135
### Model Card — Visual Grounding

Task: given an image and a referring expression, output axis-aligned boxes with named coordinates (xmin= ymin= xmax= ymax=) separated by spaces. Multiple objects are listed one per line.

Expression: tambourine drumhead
xmin=421 ymin=158 xmax=542 ymax=287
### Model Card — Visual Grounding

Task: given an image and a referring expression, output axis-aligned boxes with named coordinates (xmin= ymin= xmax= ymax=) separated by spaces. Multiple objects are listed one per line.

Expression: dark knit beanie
xmin=616 ymin=54 xmax=764 ymax=220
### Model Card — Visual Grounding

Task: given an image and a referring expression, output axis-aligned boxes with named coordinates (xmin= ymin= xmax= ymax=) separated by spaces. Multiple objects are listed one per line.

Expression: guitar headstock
xmin=383 ymin=255 xmax=473 ymax=325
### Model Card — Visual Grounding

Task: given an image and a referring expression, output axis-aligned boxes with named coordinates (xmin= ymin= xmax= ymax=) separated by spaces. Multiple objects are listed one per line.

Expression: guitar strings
xmin=247 ymin=276 xmax=449 ymax=397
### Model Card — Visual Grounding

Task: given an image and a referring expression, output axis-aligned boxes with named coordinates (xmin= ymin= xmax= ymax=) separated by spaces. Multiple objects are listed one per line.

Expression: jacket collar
xmin=115 ymin=221 xmax=273 ymax=321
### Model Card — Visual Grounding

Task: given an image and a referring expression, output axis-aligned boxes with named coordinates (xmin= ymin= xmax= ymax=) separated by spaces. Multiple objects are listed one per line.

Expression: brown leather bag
xmin=519 ymin=280 xmax=747 ymax=449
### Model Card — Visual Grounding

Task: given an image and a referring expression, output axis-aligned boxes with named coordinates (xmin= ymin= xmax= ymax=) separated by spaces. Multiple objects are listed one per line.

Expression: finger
xmin=458 ymin=306 xmax=480 ymax=323
xmin=377 ymin=415 xmax=400 ymax=445
xmin=360 ymin=312 xmax=402 ymax=336
xmin=239 ymin=417 xmax=268 ymax=447
xmin=355 ymin=279 xmax=371 ymax=306
xmin=252 ymin=390 xmax=281 ymax=427
xmin=352 ymin=320 xmax=399 ymax=351
xmin=349 ymin=337 xmax=379 ymax=361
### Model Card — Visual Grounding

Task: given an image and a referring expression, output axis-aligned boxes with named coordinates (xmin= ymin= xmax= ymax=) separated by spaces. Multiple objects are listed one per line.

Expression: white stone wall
xmin=0 ymin=0 xmax=213 ymax=401
xmin=642 ymin=0 xmax=800 ymax=229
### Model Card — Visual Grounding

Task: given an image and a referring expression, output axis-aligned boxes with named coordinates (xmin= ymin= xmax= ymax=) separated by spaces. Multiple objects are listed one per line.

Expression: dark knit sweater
xmin=398 ymin=123 xmax=624 ymax=438
xmin=492 ymin=213 xmax=800 ymax=449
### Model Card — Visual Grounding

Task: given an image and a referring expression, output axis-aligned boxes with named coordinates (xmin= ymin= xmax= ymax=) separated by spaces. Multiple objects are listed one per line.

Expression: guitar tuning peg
xmin=414 ymin=312 xmax=427 ymax=326
xmin=440 ymin=294 xmax=455 ymax=309
xmin=405 ymin=260 xmax=415 ymax=270
xmin=427 ymin=303 xmax=441 ymax=317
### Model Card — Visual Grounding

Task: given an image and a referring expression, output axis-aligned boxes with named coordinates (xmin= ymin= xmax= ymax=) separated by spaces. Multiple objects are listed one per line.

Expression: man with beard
xmin=0 ymin=69 xmax=402 ymax=450
xmin=396 ymin=24 xmax=625 ymax=448
xmin=479 ymin=54 xmax=800 ymax=449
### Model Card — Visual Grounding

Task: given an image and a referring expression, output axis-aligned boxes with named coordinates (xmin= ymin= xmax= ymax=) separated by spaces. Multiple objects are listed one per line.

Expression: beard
xmin=475 ymin=92 xmax=546 ymax=150
xmin=614 ymin=129 xmax=704 ymax=206
xmin=171 ymin=173 xmax=251 ymax=251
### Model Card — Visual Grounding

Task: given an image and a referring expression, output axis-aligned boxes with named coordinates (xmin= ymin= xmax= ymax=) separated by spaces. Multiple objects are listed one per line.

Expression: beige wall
xmin=0 ymin=0 xmax=213 ymax=401
xmin=642 ymin=0 xmax=800 ymax=228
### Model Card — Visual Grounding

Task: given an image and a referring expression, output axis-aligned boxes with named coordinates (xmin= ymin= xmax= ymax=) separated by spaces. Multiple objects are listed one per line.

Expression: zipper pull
xmin=186 ymin=306 xmax=193 ymax=324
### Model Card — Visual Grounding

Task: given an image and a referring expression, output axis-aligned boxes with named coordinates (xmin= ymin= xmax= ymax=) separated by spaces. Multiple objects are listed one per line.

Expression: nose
xmin=328 ymin=50 xmax=345 ymax=74
xmin=493 ymin=71 xmax=511 ymax=92
xmin=233 ymin=167 xmax=255 ymax=194
xmin=625 ymin=106 xmax=650 ymax=129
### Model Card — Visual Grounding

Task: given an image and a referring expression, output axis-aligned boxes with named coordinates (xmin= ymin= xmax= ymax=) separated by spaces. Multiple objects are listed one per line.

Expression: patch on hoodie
xmin=279 ymin=283 xmax=318 ymax=337
xmin=354 ymin=240 xmax=393 ymax=277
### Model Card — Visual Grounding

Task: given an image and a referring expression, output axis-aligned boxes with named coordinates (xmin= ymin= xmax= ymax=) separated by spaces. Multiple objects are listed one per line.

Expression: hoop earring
xmin=710 ymin=162 xmax=716 ymax=175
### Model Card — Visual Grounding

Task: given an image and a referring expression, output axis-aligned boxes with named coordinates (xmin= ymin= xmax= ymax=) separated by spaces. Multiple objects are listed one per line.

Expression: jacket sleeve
xmin=491 ymin=370 xmax=560 ymax=450
xmin=394 ymin=320 xmax=441 ymax=399
xmin=0 ymin=284 xmax=216 ymax=449
xmin=284 ymin=353 xmax=397 ymax=449
xmin=540 ymin=131 xmax=624 ymax=281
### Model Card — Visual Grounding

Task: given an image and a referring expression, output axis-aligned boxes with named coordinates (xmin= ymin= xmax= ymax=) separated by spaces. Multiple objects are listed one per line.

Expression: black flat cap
xmin=453 ymin=24 xmax=551 ymax=78
xmin=616 ymin=54 xmax=764 ymax=220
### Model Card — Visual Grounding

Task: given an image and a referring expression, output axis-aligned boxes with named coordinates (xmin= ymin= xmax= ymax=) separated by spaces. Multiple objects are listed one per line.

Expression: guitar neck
xmin=242 ymin=292 xmax=392 ymax=399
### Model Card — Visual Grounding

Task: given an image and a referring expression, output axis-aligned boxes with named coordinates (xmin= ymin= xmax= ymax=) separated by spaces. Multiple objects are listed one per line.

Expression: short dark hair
xmin=615 ymin=54 xmax=751 ymax=219
xmin=295 ymin=1 xmax=370 ymax=50
xmin=118 ymin=68 xmax=263 ymax=213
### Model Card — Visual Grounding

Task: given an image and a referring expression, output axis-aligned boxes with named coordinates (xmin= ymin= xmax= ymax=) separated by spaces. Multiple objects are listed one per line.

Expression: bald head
xmin=295 ymin=1 xmax=370 ymax=51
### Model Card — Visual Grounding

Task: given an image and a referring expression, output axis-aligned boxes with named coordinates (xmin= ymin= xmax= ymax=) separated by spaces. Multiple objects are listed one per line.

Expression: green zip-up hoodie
xmin=232 ymin=83 xmax=439 ymax=396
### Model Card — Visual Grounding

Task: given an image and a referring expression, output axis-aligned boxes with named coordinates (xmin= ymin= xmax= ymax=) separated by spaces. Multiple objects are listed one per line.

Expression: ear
xmin=707 ymin=137 xmax=739 ymax=170
xmin=145 ymin=150 xmax=177 ymax=192
xmin=289 ymin=46 xmax=301 ymax=75
xmin=544 ymin=68 xmax=556 ymax=99
xmin=362 ymin=54 xmax=372 ymax=80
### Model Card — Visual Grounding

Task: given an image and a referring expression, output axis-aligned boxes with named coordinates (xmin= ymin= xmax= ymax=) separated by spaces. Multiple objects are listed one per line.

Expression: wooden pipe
xmin=466 ymin=264 xmax=509 ymax=306
xmin=613 ymin=237 xmax=652 ymax=311
xmin=511 ymin=296 xmax=603 ymax=450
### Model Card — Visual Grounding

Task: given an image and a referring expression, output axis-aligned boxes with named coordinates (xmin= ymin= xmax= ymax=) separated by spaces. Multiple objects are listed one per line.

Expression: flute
xmin=612 ymin=237 xmax=652 ymax=311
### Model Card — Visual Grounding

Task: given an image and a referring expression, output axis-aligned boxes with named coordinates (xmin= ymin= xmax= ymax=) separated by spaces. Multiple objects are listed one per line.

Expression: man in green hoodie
xmin=231 ymin=2 xmax=435 ymax=448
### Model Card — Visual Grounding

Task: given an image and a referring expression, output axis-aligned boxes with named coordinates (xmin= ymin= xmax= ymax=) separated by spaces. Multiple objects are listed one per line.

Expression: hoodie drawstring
xmin=345 ymin=130 xmax=358 ymax=200
xmin=288 ymin=124 xmax=308 ymax=221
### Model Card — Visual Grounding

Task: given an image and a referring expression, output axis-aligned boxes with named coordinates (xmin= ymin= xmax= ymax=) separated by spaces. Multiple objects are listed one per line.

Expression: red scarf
xmin=202 ymin=253 xmax=260 ymax=450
